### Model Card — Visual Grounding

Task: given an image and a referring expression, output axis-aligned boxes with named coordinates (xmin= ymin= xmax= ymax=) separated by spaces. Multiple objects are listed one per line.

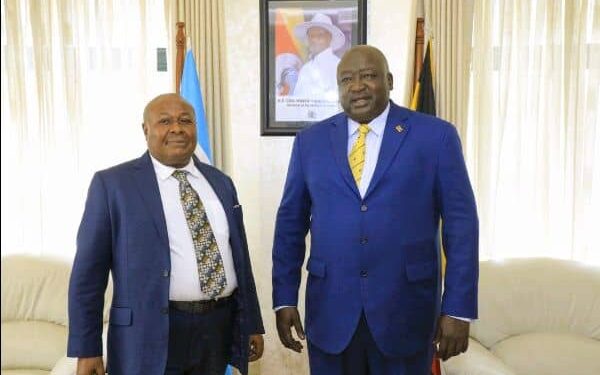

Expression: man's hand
xmin=77 ymin=356 xmax=104 ymax=375
xmin=275 ymin=307 xmax=305 ymax=353
xmin=248 ymin=334 xmax=264 ymax=362
xmin=434 ymin=315 xmax=470 ymax=361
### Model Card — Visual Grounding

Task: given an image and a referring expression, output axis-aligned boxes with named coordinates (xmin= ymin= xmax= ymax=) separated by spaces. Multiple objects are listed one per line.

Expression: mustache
xmin=165 ymin=137 xmax=190 ymax=144
xmin=350 ymin=95 xmax=372 ymax=101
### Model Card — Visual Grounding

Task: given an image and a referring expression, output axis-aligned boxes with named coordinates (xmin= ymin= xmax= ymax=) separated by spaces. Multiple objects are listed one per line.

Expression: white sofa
xmin=1 ymin=255 xmax=111 ymax=375
xmin=443 ymin=258 xmax=600 ymax=375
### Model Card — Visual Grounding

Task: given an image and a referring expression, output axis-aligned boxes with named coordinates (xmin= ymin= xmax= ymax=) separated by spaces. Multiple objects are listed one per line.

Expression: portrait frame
xmin=260 ymin=0 xmax=367 ymax=136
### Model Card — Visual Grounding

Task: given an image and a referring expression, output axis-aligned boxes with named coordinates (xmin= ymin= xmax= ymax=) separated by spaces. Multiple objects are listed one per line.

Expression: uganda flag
xmin=411 ymin=40 xmax=443 ymax=375
xmin=410 ymin=40 xmax=436 ymax=115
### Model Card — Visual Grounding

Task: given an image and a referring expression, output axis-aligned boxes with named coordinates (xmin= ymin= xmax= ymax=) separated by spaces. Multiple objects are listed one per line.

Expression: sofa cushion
xmin=492 ymin=332 xmax=600 ymax=375
xmin=443 ymin=338 xmax=516 ymax=375
xmin=1 ymin=257 xmax=71 ymax=326
xmin=0 ymin=321 xmax=66 ymax=372
xmin=1 ymin=256 xmax=113 ymax=375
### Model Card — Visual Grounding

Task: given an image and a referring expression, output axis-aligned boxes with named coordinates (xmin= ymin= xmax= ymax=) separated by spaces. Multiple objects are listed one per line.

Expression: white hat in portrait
xmin=294 ymin=13 xmax=346 ymax=51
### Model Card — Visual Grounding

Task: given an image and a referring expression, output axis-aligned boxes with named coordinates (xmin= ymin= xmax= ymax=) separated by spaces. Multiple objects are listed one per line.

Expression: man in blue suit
xmin=273 ymin=45 xmax=478 ymax=374
xmin=68 ymin=94 xmax=264 ymax=375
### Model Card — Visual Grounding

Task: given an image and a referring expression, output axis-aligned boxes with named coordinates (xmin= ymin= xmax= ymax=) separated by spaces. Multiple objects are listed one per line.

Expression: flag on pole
xmin=410 ymin=39 xmax=446 ymax=272
xmin=180 ymin=42 xmax=212 ymax=164
xmin=410 ymin=40 xmax=436 ymax=116
xmin=410 ymin=39 xmax=444 ymax=375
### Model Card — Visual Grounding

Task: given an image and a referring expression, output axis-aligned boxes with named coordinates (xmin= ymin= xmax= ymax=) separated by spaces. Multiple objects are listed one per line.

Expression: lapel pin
xmin=395 ymin=124 xmax=404 ymax=133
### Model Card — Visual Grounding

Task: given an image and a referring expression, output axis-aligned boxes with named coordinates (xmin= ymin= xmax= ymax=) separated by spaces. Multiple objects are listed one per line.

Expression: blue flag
xmin=180 ymin=47 xmax=212 ymax=164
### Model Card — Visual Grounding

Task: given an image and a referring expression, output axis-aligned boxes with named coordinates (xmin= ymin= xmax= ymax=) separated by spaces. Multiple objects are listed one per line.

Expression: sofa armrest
xmin=442 ymin=338 xmax=516 ymax=375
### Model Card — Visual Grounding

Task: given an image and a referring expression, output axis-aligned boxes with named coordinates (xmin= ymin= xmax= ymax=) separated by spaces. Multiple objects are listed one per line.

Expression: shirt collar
xmin=348 ymin=101 xmax=391 ymax=138
xmin=311 ymin=47 xmax=334 ymax=63
xmin=149 ymin=154 xmax=201 ymax=181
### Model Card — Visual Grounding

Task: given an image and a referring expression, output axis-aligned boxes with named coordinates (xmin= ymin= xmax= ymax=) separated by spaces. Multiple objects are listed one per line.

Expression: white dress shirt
xmin=347 ymin=103 xmax=390 ymax=197
xmin=150 ymin=155 xmax=238 ymax=301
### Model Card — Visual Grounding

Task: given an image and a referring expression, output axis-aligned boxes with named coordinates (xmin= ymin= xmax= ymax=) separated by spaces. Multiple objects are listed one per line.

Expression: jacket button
xmin=162 ymin=269 xmax=170 ymax=278
xmin=360 ymin=270 xmax=368 ymax=277
xmin=161 ymin=307 xmax=169 ymax=315
xmin=360 ymin=238 xmax=368 ymax=245
xmin=360 ymin=204 xmax=368 ymax=212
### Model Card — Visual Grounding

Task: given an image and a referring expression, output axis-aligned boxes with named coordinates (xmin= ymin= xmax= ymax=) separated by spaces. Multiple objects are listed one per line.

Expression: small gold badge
xmin=395 ymin=124 xmax=404 ymax=133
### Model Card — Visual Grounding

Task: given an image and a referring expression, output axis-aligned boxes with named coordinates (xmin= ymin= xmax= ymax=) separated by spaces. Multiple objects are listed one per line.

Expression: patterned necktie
xmin=349 ymin=124 xmax=370 ymax=185
xmin=172 ymin=170 xmax=227 ymax=298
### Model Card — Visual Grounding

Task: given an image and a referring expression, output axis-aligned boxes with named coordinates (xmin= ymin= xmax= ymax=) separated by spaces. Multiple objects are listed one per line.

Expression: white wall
xmin=223 ymin=1 xmax=417 ymax=373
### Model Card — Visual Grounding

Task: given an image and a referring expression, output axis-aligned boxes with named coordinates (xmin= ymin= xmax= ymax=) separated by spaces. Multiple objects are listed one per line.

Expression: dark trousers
xmin=165 ymin=301 xmax=233 ymax=375
xmin=308 ymin=313 xmax=434 ymax=375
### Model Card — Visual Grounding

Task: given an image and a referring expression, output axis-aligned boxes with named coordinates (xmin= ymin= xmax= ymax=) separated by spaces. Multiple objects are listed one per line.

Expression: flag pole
xmin=175 ymin=22 xmax=186 ymax=93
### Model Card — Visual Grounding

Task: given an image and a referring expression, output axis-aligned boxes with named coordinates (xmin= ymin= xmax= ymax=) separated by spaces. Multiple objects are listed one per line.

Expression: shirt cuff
xmin=274 ymin=305 xmax=295 ymax=312
xmin=446 ymin=315 xmax=472 ymax=322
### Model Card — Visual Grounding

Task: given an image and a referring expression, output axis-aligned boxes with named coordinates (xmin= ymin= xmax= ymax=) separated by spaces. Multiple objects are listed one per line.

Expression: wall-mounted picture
xmin=260 ymin=0 xmax=367 ymax=135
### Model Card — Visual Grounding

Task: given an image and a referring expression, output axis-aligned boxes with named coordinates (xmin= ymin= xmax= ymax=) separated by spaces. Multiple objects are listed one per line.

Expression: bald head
xmin=338 ymin=45 xmax=390 ymax=75
xmin=337 ymin=45 xmax=393 ymax=123
xmin=143 ymin=93 xmax=195 ymax=125
xmin=142 ymin=93 xmax=197 ymax=168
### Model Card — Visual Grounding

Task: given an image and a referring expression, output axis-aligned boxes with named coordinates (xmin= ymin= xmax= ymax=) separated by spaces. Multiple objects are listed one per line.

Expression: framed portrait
xmin=260 ymin=0 xmax=367 ymax=136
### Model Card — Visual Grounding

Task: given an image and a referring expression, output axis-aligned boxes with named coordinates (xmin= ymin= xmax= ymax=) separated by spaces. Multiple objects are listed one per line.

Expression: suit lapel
xmin=132 ymin=152 xmax=169 ymax=247
xmin=329 ymin=114 xmax=361 ymax=199
xmin=364 ymin=103 xmax=412 ymax=199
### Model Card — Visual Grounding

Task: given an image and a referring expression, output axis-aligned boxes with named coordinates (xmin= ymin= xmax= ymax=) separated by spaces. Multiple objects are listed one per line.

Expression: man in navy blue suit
xmin=68 ymin=94 xmax=264 ymax=375
xmin=272 ymin=45 xmax=479 ymax=374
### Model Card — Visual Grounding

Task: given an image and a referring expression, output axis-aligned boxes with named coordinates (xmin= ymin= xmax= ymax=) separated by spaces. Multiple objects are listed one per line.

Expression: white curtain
xmin=423 ymin=0 xmax=474 ymax=140
xmin=1 ymin=0 xmax=173 ymax=259
xmin=467 ymin=0 xmax=600 ymax=264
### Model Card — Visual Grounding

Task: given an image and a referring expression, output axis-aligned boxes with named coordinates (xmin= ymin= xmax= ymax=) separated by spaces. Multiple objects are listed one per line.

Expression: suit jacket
xmin=67 ymin=152 xmax=264 ymax=375
xmin=272 ymin=101 xmax=478 ymax=357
